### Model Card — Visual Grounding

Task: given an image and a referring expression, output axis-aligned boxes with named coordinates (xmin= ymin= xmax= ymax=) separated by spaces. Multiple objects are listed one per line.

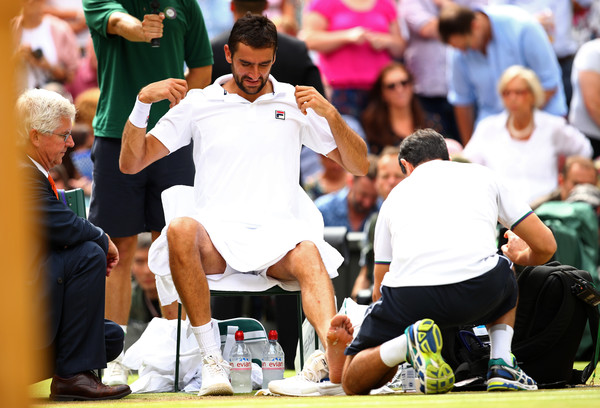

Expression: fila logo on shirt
xmin=275 ymin=110 xmax=285 ymax=120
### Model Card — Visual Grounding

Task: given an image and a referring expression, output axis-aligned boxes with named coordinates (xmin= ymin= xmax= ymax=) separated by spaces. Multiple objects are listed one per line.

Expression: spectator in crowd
xmin=304 ymin=155 xmax=350 ymax=200
xmin=44 ymin=0 xmax=90 ymax=52
xmin=83 ymin=0 xmax=213 ymax=386
xmin=569 ymin=38 xmax=600 ymax=158
xmin=326 ymin=129 xmax=556 ymax=395
xmin=490 ymin=0 xmax=593 ymax=106
xmin=13 ymin=0 xmax=80 ymax=92
xmin=119 ymin=14 xmax=368 ymax=396
xmin=125 ymin=233 xmax=161 ymax=350
xmin=438 ymin=3 xmax=566 ymax=145
xmin=316 ymin=155 xmax=379 ymax=232
xmin=301 ymin=0 xmax=406 ymax=120
xmin=399 ymin=0 xmax=487 ymax=142
xmin=65 ymin=38 xmax=98 ymax=101
xmin=68 ymin=123 xmax=94 ymax=197
xmin=530 ymin=155 xmax=598 ymax=210
xmin=266 ymin=0 xmax=301 ymax=36
xmin=463 ymin=65 xmax=592 ymax=204
xmin=19 ymin=88 xmax=130 ymax=401
xmin=362 ymin=62 xmax=429 ymax=154
xmin=351 ymin=146 xmax=406 ymax=302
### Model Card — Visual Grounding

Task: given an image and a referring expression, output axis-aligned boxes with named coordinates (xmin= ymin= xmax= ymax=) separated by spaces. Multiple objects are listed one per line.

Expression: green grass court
xmin=30 ymin=363 xmax=600 ymax=408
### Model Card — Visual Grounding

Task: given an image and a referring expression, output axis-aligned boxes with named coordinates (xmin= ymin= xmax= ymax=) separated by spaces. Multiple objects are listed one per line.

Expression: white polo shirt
xmin=374 ymin=160 xmax=532 ymax=288
xmin=149 ymin=75 xmax=342 ymax=273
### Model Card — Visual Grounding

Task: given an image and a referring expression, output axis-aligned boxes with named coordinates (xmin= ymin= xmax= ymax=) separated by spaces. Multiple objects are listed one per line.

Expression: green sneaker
xmin=486 ymin=354 xmax=537 ymax=391
xmin=405 ymin=319 xmax=454 ymax=394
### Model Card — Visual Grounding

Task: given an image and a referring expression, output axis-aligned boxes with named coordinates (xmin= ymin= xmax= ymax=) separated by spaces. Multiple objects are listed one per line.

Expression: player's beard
xmin=232 ymin=70 xmax=269 ymax=95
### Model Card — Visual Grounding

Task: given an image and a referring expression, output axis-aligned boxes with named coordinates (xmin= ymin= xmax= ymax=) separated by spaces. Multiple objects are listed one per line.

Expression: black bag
xmin=513 ymin=261 xmax=599 ymax=387
xmin=443 ymin=261 xmax=599 ymax=390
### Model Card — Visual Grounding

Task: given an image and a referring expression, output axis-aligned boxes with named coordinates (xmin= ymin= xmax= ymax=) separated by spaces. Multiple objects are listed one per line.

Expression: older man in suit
xmin=18 ymin=88 xmax=130 ymax=401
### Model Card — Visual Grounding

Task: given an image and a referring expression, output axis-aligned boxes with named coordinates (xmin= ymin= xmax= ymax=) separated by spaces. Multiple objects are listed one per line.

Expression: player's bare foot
xmin=326 ymin=314 xmax=354 ymax=384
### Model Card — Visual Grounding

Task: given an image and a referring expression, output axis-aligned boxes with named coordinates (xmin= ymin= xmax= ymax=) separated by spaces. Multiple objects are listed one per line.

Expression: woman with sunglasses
xmin=362 ymin=62 xmax=429 ymax=154
xmin=463 ymin=65 xmax=593 ymax=204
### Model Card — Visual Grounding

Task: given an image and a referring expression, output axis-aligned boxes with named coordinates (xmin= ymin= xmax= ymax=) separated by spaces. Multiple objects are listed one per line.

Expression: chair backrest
xmin=217 ymin=317 xmax=268 ymax=366
xmin=57 ymin=188 xmax=86 ymax=219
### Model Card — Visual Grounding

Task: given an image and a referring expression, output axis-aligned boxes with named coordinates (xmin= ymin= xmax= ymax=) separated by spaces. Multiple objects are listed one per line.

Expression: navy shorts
xmin=346 ymin=257 xmax=518 ymax=356
xmin=88 ymin=136 xmax=194 ymax=237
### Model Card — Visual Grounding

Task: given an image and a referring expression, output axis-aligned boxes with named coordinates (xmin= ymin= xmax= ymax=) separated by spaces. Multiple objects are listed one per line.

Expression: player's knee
xmin=167 ymin=217 xmax=200 ymax=246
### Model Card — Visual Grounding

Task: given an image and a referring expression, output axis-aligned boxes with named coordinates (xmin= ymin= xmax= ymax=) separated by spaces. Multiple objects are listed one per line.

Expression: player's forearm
xmin=120 ymin=121 xmax=150 ymax=174
xmin=107 ymin=12 xmax=146 ymax=42
xmin=326 ymin=109 xmax=369 ymax=175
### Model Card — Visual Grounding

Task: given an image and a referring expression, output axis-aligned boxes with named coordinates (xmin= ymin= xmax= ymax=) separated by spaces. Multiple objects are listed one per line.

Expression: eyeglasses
xmin=501 ymin=89 xmax=530 ymax=98
xmin=38 ymin=129 xmax=72 ymax=143
xmin=384 ymin=79 xmax=412 ymax=90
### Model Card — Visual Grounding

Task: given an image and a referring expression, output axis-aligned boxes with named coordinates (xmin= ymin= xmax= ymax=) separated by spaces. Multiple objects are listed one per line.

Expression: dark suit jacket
xmin=211 ymin=31 xmax=325 ymax=96
xmin=22 ymin=158 xmax=108 ymax=348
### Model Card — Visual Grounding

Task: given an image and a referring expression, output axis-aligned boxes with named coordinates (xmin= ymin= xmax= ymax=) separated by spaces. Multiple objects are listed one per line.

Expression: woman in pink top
xmin=302 ymin=0 xmax=405 ymax=120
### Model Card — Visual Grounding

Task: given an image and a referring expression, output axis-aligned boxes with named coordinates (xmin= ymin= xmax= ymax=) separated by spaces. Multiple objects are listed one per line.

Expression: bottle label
xmin=232 ymin=358 xmax=251 ymax=371
xmin=262 ymin=358 xmax=284 ymax=370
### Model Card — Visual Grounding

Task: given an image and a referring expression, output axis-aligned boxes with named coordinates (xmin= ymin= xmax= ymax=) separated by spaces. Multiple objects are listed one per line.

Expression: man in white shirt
xmin=326 ymin=129 xmax=556 ymax=395
xmin=119 ymin=14 xmax=369 ymax=396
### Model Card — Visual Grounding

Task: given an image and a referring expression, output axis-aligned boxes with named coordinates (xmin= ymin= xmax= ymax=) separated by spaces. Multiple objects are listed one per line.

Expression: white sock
xmin=191 ymin=321 xmax=220 ymax=357
xmin=379 ymin=334 xmax=408 ymax=368
xmin=488 ymin=324 xmax=514 ymax=364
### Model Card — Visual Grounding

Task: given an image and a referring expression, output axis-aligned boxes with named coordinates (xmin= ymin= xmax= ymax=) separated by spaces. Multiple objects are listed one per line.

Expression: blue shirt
xmin=447 ymin=5 xmax=567 ymax=123
xmin=315 ymin=187 xmax=380 ymax=232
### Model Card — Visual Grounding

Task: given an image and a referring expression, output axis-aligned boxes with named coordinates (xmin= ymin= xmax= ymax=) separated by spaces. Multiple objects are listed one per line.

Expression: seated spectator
xmin=463 ymin=65 xmax=592 ymax=204
xmin=68 ymin=123 xmax=94 ymax=197
xmin=66 ymin=38 xmax=98 ymax=101
xmin=12 ymin=0 xmax=80 ymax=92
xmin=569 ymin=38 xmax=600 ymax=158
xmin=362 ymin=62 xmax=430 ymax=154
xmin=304 ymin=155 xmax=350 ymax=201
xmin=530 ymin=156 xmax=598 ymax=210
xmin=19 ymin=88 xmax=130 ymax=401
xmin=301 ymin=0 xmax=405 ymax=120
xmin=351 ymin=146 xmax=406 ymax=302
xmin=124 ymin=233 xmax=162 ymax=351
xmin=315 ymin=155 xmax=379 ymax=232
xmin=438 ymin=4 xmax=567 ymax=145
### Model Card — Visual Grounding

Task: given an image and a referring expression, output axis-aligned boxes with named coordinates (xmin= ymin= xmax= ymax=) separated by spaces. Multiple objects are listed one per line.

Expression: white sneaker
xmin=198 ymin=354 xmax=233 ymax=396
xmin=103 ymin=355 xmax=130 ymax=386
xmin=268 ymin=350 xmax=329 ymax=396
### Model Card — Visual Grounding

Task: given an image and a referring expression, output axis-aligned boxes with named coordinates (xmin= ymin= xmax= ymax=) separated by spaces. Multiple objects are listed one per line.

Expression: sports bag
xmin=443 ymin=261 xmax=599 ymax=390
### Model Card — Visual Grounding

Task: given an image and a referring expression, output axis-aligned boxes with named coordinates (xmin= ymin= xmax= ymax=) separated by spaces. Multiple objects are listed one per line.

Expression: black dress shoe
xmin=50 ymin=371 xmax=131 ymax=401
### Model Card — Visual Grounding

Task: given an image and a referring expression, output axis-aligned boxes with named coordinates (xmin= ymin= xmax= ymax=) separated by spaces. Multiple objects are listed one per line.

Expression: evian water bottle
xmin=261 ymin=329 xmax=285 ymax=389
xmin=229 ymin=330 xmax=252 ymax=393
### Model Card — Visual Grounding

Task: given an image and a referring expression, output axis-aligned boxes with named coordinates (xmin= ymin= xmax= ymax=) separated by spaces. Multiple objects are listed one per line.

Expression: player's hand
xmin=138 ymin=78 xmax=188 ymax=108
xmin=295 ymin=85 xmax=334 ymax=117
xmin=501 ymin=229 xmax=530 ymax=265
xmin=141 ymin=13 xmax=165 ymax=43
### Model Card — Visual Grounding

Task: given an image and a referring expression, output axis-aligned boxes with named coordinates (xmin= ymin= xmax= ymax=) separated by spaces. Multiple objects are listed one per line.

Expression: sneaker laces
xmin=203 ymin=354 xmax=230 ymax=377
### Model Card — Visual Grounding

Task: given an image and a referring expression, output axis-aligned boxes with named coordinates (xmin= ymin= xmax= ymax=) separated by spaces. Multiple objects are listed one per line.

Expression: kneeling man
xmin=327 ymin=129 xmax=556 ymax=394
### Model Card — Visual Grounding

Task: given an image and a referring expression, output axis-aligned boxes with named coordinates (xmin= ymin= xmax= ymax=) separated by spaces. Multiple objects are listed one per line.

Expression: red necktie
xmin=47 ymin=174 xmax=59 ymax=200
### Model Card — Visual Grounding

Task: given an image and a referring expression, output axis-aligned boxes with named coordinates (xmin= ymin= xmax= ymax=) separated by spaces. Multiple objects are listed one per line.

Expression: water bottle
xmin=229 ymin=330 xmax=252 ymax=393
xmin=261 ymin=329 xmax=285 ymax=389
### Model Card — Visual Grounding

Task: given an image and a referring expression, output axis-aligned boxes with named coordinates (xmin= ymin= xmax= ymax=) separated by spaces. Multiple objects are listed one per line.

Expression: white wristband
xmin=128 ymin=96 xmax=152 ymax=128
